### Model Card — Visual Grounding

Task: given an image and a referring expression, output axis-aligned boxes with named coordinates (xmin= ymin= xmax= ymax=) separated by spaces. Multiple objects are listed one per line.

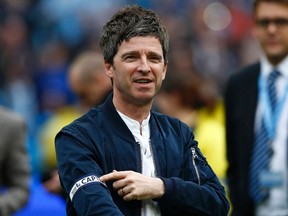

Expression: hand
xmin=42 ymin=169 xmax=62 ymax=195
xmin=99 ymin=170 xmax=164 ymax=201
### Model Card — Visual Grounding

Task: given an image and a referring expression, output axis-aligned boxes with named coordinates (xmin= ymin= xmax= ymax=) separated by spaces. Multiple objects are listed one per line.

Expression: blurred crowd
xmin=0 ymin=0 xmax=261 ymax=215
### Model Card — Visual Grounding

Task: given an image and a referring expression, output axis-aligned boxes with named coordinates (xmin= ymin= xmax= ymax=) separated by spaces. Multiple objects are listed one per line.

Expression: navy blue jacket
xmin=55 ymin=94 xmax=229 ymax=216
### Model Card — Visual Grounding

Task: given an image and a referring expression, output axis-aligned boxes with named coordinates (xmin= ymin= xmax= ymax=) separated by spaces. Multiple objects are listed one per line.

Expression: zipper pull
xmin=192 ymin=147 xmax=198 ymax=159
xmin=191 ymin=147 xmax=201 ymax=185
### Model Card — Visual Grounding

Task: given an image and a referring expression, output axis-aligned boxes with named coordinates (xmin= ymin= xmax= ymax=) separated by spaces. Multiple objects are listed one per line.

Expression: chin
xmin=266 ymin=52 xmax=287 ymax=64
xmin=136 ymin=95 xmax=154 ymax=104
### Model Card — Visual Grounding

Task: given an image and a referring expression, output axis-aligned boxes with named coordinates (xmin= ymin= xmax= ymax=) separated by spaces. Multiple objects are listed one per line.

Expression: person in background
xmin=68 ymin=50 xmax=112 ymax=110
xmin=0 ymin=106 xmax=30 ymax=216
xmin=155 ymin=72 xmax=227 ymax=182
xmin=55 ymin=5 xmax=229 ymax=215
xmin=40 ymin=51 xmax=112 ymax=197
xmin=224 ymin=0 xmax=288 ymax=215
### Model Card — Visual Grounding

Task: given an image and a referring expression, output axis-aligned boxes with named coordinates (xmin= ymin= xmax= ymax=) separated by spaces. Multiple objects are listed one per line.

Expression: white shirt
xmin=255 ymin=56 xmax=288 ymax=216
xmin=117 ymin=111 xmax=161 ymax=216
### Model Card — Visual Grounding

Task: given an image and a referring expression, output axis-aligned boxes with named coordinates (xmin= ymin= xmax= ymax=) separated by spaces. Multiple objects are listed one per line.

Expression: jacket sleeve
xmin=156 ymin=124 xmax=230 ymax=216
xmin=55 ymin=126 xmax=124 ymax=216
xmin=0 ymin=115 xmax=30 ymax=216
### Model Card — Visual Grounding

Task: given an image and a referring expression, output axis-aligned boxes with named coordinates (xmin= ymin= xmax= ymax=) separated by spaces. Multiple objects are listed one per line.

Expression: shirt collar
xmin=260 ymin=55 xmax=288 ymax=79
xmin=117 ymin=110 xmax=150 ymax=137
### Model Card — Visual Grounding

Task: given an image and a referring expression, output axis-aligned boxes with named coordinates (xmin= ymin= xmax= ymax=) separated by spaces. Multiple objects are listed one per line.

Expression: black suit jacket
xmin=224 ymin=63 xmax=260 ymax=216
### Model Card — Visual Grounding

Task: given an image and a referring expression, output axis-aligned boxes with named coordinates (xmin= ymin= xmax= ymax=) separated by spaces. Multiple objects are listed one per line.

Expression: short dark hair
xmin=253 ymin=0 xmax=288 ymax=13
xmin=99 ymin=5 xmax=169 ymax=65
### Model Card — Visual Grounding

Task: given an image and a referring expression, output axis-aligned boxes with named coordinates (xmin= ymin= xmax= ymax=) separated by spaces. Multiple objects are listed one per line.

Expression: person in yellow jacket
xmin=194 ymin=100 xmax=227 ymax=182
xmin=155 ymin=73 xmax=227 ymax=182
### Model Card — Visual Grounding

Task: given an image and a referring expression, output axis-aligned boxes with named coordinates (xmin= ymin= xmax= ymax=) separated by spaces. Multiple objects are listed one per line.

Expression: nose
xmin=266 ymin=22 xmax=278 ymax=33
xmin=137 ymin=57 xmax=151 ymax=74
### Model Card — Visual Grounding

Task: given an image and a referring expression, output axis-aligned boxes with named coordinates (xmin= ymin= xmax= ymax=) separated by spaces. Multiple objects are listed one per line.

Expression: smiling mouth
xmin=135 ymin=79 xmax=151 ymax=84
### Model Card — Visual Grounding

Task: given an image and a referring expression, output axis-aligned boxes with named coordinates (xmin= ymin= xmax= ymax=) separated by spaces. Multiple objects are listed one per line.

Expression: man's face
xmin=105 ymin=36 xmax=167 ymax=106
xmin=253 ymin=2 xmax=288 ymax=65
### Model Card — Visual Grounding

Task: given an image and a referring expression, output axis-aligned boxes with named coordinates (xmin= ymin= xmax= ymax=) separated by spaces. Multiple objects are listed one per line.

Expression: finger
xmin=118 ymin=187 xmax=125 ymax=196
xmin=100 ymin=171 xmax=121 ymax=182
xmin=113 ymin=178 xmax=126 ymax=190
xmin=99 ymin=173 xmax=114 ymax=182
xmin=100 ymin=170 xmax=129 ymax=182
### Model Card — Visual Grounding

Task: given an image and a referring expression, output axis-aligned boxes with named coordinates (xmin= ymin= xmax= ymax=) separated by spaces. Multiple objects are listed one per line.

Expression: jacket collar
xmin=100 ymin=93 xmax=159 ymax=142
xmin=101 ymin=93 xmax=137 ymax=143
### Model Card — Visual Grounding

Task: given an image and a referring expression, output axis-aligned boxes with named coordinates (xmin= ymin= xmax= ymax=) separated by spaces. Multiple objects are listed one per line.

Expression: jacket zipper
xmin=191 ymin=147 xmax=201 ymax=185
xmin=135 ymin=141 xmax=143 ymax=216
xmin=149 ymin=139 xmax=158 ymax=176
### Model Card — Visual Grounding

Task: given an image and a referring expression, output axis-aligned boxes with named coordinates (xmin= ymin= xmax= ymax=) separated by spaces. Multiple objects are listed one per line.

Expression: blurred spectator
xmin=154 ymin=72 xmax=227 ymax=181
xmin=225 ymin=0 xmax=288 ymax=215
xmin=0 ymin=106 xmax=30 ymax=216
xmin=33 ymin=41 xmax=76 ymax=195
xmin=68 ymin=51 xmax=112 ymax=110
xmin=0 ymin=13 xmax=37 ymax=123
xmin=39 ymin=50 xmax=112 ymax=198
xmin=38 ymin=106 xmax=81 ymax=198
xmin=0 ymin=13 xmax=40 ymax=175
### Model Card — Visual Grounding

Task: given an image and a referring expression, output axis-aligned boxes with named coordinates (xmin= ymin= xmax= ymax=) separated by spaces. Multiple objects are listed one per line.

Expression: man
xmin=0 ymin=106 xmax=30 ymax=216
xmin=225 ymin=0 xmax=288 ymax=215
xmin=68 ymin=51 xmax=112 ymax=110
xmin=55 ymin=5 xmax=229 ymax=216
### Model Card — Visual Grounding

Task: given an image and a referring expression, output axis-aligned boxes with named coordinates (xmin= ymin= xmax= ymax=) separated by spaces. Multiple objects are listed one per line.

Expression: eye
xmin=256 ymin=19 xmax=269 ymax=28
xmin=149 ymin=55 xmax=162 ymax=63
xmin=256 ymin=18 xmax=288 ymax=28
xmin=123 ymin=55 xmax=137 ymax=62
xmin=275 ymin=18 xmax=288 ymax=27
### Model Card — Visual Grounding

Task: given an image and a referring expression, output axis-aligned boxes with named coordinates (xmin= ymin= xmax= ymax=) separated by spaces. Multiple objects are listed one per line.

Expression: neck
xmin=113 ymin=96 xmax=152 ymax=124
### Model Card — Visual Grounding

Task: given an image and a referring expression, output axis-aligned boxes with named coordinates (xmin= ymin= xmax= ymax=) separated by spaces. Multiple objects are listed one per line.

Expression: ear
xmin=104 ymin=60 xmax=114 ymax=78
xmin=162 ymin=63 xmax=168 ymax=80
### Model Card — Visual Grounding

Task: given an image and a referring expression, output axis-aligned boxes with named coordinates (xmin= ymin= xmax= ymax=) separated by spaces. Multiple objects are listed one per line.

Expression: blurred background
xmin=0 ymin=0 xmax=260 ymax=215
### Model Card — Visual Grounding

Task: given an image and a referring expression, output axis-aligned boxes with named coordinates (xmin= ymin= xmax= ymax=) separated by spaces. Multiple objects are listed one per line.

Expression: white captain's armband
xmin=69 ymin=175 xmax=106 ymax=200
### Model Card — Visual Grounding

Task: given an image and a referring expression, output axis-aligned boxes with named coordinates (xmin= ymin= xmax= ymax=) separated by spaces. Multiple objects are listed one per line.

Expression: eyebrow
xmin=121 ymin=51 xmax=163 ymax=59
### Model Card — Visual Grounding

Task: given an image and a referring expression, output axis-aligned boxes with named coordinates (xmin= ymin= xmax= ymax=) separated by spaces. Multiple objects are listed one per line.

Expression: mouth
xmin=265 ymin=41 xmax=281 ymax=50
xmin=134 ymin=78 xmax=153 ymax=84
